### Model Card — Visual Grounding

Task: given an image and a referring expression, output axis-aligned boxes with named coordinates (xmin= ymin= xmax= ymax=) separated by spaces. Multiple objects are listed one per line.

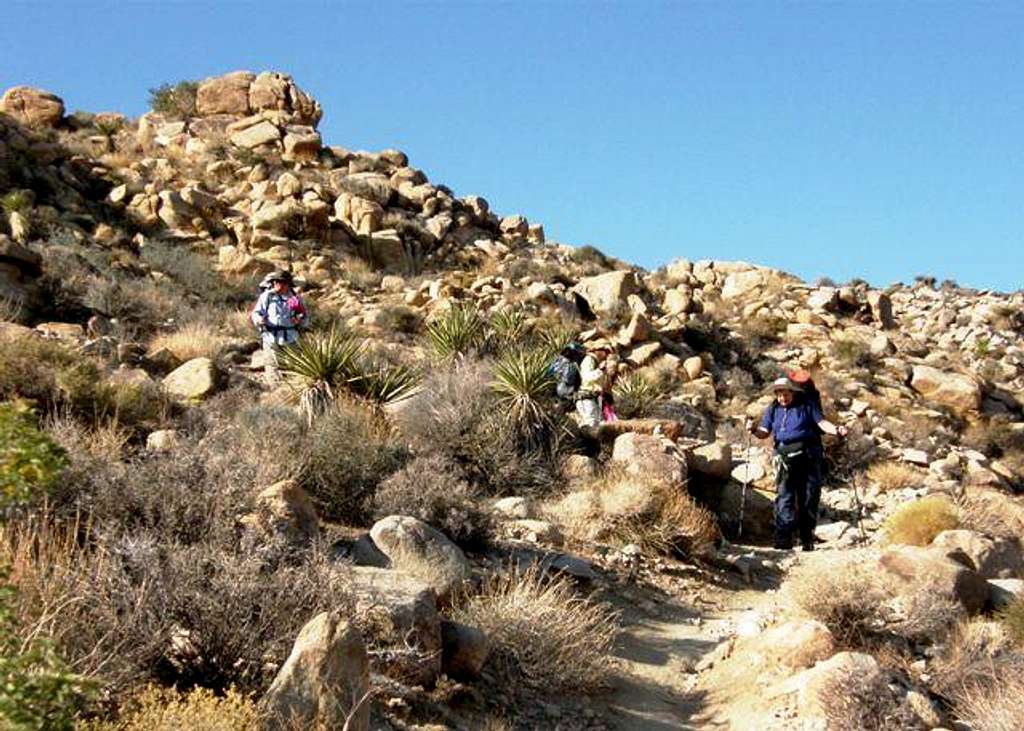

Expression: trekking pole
xmin=845 ymin=433 xmax=867 ymax=541
xmin=735 ymin=416 xmax=755 ymax=541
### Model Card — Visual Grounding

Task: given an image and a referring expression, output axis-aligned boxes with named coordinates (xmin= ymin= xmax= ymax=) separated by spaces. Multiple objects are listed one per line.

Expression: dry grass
xmin=817 ymin=666 xmax=911 ymax=731
xmin=787 ymin=558 xmax=886 ymax=648
xmin=80 ymin=684 xmax=262 ymax=731
xmin=147 ymin=322 xmax=233 ymax=362
xmin=952 ymin=674 xmax=1024 ymax=731
xmin=46 ymin=414 xmax=130 ymax=462
xmin=932 ymin=619 xmax=1024 ymax=700
xmin=882 ymin=495 xmax=960 ymax=546
xmin=866 ymin=461 xmax=925 ymax=492
xmin=450 ymin=566 xmax=618 ymax=694
xmin=551 ymin=468 xmax=719 ymax=557
xmin=996 ymin=596 xmax=1024 ymax=646
xmin=958 ymin=490 xmax=1024 ymax=539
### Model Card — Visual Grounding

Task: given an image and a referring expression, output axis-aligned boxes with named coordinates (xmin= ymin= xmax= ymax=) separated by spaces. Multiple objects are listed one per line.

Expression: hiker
xmin=550 ymin=343 xmax=585 ymax=405
xmin=746 ymin=376 xmax=848 ymax=551
xmin=251 ymin=269 xmax=308 ymax=383
xmin=576 ymin=347 xmax=608 ymax=427
xmin=601 ymin=350 xmax=620 ymax=422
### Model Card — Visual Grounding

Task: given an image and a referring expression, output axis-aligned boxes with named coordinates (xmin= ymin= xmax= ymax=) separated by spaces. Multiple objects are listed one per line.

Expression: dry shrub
xmin=300 ymin=401 xmax=409 ymax=525
xmin=817 ymin=667 xmax=915 ymax=731
xmin=866 ymin=461 xmax=925 ymax=492
xmin=888 ymin=581 xmax=965 ymax=644
xmin=788 ymin=558 xmax=885 ymax=648
xmin=958 ymin=490 xmax=1024 ymax=539
xmin=996 ymin=596 xmax=1024 ymax=646
xmin=932 ymin=619 xmax=1024 ymax=701
xmin=80 ymin=684 xmax=261 ymax=730
xmin=46 ymin=414 xmax=129 ymax=461
xmin=882 ymin=495 xmax=959 ymax=546
xmin=147 ymin=322 xmax=233 ymax=362
xmin=374 ymin=454 xmax=494 ymax=550
xmin=451 ymin=566 xmax=617 ymax=694
xmin=952 ymin=674 xmax=1024 ymax=731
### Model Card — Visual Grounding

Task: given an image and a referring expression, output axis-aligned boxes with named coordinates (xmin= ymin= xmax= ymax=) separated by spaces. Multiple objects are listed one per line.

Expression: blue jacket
xmin=760 ymin=397 xmax=823 ymax=445
xmin=251 ymin=289 xmax=307 ymax=346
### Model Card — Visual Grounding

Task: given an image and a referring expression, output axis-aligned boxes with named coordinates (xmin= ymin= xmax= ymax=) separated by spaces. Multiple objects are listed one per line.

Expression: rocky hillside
xmin=1 ymin=71 xmax=1023 ymax=730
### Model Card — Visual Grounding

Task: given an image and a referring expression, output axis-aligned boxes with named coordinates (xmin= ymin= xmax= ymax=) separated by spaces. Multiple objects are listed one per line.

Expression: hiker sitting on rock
xmin=251 ymin=269 xmax=308 ymax=382
xmin=746 ymin=376 xmax=847 ymax=551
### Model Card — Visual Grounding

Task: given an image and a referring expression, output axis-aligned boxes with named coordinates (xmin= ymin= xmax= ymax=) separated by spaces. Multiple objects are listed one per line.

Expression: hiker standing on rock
xmin=251 ymin=269 xmax=308 ymax=383
xmin=576 ymin=346 xmax=609 ymax=427
xmin=746 ymin=376 xmax=847 ymax=551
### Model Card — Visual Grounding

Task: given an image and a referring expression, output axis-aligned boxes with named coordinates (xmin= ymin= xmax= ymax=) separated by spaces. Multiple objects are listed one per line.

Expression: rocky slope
xmin=1 ymin=71 xmax=1023 ymax=730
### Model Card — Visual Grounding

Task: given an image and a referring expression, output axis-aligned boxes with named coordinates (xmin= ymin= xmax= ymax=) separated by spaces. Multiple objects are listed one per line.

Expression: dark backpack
xmin=550 ymin=355 xmax=581 ymax=400
xmin=788 ymin=369 xmax=823 ymax=412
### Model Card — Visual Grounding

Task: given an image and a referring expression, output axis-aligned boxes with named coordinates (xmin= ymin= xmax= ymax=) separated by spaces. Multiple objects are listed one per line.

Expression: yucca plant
xmin=348 ymin=360 xmax=422 ymax=408
xmin=492 ymin=348 xmax=556 ymax=446
xmin=276 ymin=329 xmax=363 ymax=424
xmin=613 ymin=372 xmax=665 ymax=419
xmin=488 ymin=308 xmax=530 ymax=354
xmin=1 ymin=191 xmax=31 ymax=215
xmin=535 ymin=323 xmax=576 ymax=358
xmin=426 ymin=304 xmax=486 ymax=360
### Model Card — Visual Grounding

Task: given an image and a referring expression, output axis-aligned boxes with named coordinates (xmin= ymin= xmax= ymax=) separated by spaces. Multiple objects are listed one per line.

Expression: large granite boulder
xmin=195 ymin=70 xmax=255 ymax=116
xmin=1 ymin=86 xmax=64 ymax=126
xmin=262 ymin=612 xmax=369 ymax=731
xmin=571 ymin=270 xmax=639 ymax=317
xmin=369 ymin=516 xmax=470 ymax=600
xmin=879 ymin=544 xmax=990 ymax=614
xmin=611 ymin=432 xmax=686 ymax=485
xmin=910 ymin=365 xmax=982 ymax=411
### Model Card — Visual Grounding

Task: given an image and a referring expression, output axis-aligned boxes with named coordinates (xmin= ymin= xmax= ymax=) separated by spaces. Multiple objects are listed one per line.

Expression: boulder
xmin=369 ymin=516 xmax=470 ymax=600
xmin=146 ymin=429 xmax=179 ymax=452
xmin=492 ymin=496 xmax=532 ymax=519
xmin=440 ymin=619 xmax=491 ymax=680
xmin=775 ymin=652 xmax=887 ymax=727
xmin=229 ymin=119 xmax=281 ymax=149
xmin=249 ymin=71 xmax=322 ymax=127
xmin=162 ymin=357 xmax=220 ymax=400
xmin=931 ymin=529 xmax=1024 ymax=579
xmin=499 ymin=519 xmax=564 ymax=546
xmin=195 ymin=70 xmax=255 ymax=116
xmin=283 ymin=126 xmax=322 ymax=162
xmin=683 ymin=355 xmax=704 ymax=381
xmin=664 ymin=288 xmax=692 ymax=315
xmin=687 ymin=441 xmax=733 ymax=480
xmin=879 ymin=544 xmax=990 ymax=614
xmin=910 ymin=365 xmax=982 ymax=411
xmin=867 ymin=290 xmax=895 ymax=329
xmin=571 ymin=270 xmax=639 ymax=317
xmin=249 ymin=479 xmax=320 ymax=549
xmin=611 ymin=432 xmax=686 ymax=484
xmin=744 ymin=619 xmax=835 ymax=670
xmin=721 ymin=269 xmax=765 ymax=299
xmin=1 ymin=86 xmax=64 ymax=126
xmin=988 ymin=578 xmax=1024 ymax=609
xmin=262 ymin=612 xmax=369 ymax=731
xmin=350 ymin=566 xmax=442 ymax=687
xmin=499 ymin=215 xmax=528 ymax=237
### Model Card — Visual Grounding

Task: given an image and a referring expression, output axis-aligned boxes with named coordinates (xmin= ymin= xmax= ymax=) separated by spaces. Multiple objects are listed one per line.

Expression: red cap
xmin=788 ymin=368 xmax=812 ymax=385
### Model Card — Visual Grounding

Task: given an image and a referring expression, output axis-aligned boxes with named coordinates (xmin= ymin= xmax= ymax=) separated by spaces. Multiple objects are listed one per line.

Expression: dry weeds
xmin=787 ymin=558 xmax=886 ymax=648
xmin=79 ymin=684 xmax=262 ymax=731
xmin=866 ymin=461 xmax=925 ymax=492
xmin=147 ymin=322 xmax=233 ymax=362
xmin=882 ymin=495 xmax=959 ymax=546
xmin=451 ymin=566 xmax=618 ymax=694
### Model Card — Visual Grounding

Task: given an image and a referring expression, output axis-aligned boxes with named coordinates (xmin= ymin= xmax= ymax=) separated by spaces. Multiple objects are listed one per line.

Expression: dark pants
xmin=774 ymin=442 xmax=823 ymax=548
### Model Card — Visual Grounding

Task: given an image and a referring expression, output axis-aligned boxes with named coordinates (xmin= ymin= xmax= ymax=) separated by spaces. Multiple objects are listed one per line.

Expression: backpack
xmin=550 ymin=355 xmax=582 ymax=400
xmin=788 ymin=368 xmax=822 ymax=412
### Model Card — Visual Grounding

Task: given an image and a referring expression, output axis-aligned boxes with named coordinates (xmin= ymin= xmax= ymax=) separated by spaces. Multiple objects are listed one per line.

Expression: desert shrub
xmin=139 ymin=241 xmax=248 ymax=306
xmin=1 ymin=190 xmax=32 ymax=214
xmin=148 ymin=80 xmax=198 ymax=118
xmin=451 ymin=566 xmax=617 ymax=694
xmin=962 ymin=418 xmax=1024 ymax=460
xmin=951 ymin=674 xmax=1024 ymax=731
xmin=0 ymin=567 xmax=93 ymax=731
xmin=346 ymin=358 xmax=421 ymax=411
xmin=374 ymin=454 xmax=493 ymax=550
xmin=831 ymin=336 xmax=874 ymax=368
xmin=613 ymin=372 xmax=666 ymax=419
xmin=888 ymin=582 xmax=965 ymax=644
xmin=788 ymin=559 xmax=885 ymax=647
xmin=568 ymin=245 xmax=612 ymax=270
xmin=866 ymin=461 xmax=925 ymax=492
xmin=932 ymin=619 xmax=1024 ymax=711
xmin=299 ymin=402 xmax=409 ymax=524
xmin=379 ymin=304 xmax=422 ymax=335
xmin=339 ymin=256 xmax=383 ymax=291
xmin=395 ymin=362 xmax=566 ymax=498
xmin=0 ymin=402 xmax=67 ymax=511
xmin=81 ymin=685 xmax=261 ymax=731
xmin=816 ymin=665 xmax=917 ymax=731
xmin=487 ymin=308 xmax=531 ymax=354
xmin=81 ymin=276 xmax=184 ymax=334
xmin=426 ymin=304 xmax=486 ymax=360
xmin=958 ymin=491 xmax=1024 ymax=539
xmin=147 ymin=322 xmax=233 ymax=362
xmin=996 ymin=596 xmax=1024 ymax=646
xmin=882 ymin=495 xmax=959 ymax=546
xmin=739 ymin=314 xmax=787 ymax=342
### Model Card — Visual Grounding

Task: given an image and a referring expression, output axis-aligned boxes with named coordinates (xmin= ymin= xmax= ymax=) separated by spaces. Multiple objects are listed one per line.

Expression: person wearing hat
xmin=251 ymin=270 xmax=308 ymax=383
xmin=576 ymin=345 xmax=611 ymax=427
xmin=746 ymin=376 xmax=848 ymax=551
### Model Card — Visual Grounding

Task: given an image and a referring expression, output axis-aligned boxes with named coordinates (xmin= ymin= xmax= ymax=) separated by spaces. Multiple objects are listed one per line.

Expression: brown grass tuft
xmin=996 ymin=596 xmax=1024 ymax=646
xmin=450 ymin=566 xmax=618 ymax=694
xmin=148 ymin=322 xmax=233 ymax=362
xmin=952 ymin=674 xmax=1024 ymax=731
xmin=787 ymin=558 xmax=886 ymax=648
xmin=882 ymin=495 xmax=959 ymax=546
xmin=79 ymin=684 xmax=262 ymax=730
xmin=866 ymin=461 xmax=925 ymax=492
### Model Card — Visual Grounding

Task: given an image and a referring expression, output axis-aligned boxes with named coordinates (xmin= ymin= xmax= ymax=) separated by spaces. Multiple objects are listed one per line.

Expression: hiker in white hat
xmin=745 ymin=376 xmax=848 ymax=551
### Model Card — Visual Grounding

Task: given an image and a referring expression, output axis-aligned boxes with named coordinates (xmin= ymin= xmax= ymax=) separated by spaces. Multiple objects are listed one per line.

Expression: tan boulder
xmin=282 ymin=126 xmax=322 ymax=162
xmin=369 ymin=516 xmax=470 ymax=600
xmin=499 ymin=215 xmax=528 ymax=237
xmin=440 ymin=619 xmax=491 ymax=680
xmin=910 ymin=365 xmax=982 ymax=411
xmin=687 ymin=441 xmax=733 ymax=480
xmin=611 ymin=432 xmax=686 ymax=484
xmin=571 ymin=270 xmax=639 ymax=317
xmin=229 ymin=119 xmax=281 ymax=149
xmin=250 ymin=479 xmax=320 ymax=549
xmin=162 ymin=357 xmax=220 ymax=400
xmin=879 ymin=544 xmax=990 ymax=613
xmin=195 ymin=70 xmax=254 ymax=116
xmin=867 ymin=290 xmax=895 ymax=329
xmin=780 ymin=651 xmax=888 ymax=727
xmin=334 ymin=193 xmax=383 ymax=235
xmin=145 ymin=429 xmax=179 ymax=452
xmin=745 ymin=619 xmax=834 ymax=670
xmin=262 ymin=612 xmax=369 ymax=731
xmin=249 ymin=71 xmax=322 ymax=127
xmin=931 ymin=529 xmax=1024 ymax=579
xmin=1 ymin=86 xmax=64 ymax=126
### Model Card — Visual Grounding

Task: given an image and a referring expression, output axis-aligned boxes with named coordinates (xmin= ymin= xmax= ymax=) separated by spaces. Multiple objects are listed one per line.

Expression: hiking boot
xmin=773 ymin=539 xmax=794 ymax=550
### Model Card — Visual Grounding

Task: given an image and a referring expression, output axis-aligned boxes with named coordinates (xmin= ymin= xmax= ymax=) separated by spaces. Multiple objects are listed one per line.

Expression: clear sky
xmin=2 ymin=1 xmax=1022 ymax=292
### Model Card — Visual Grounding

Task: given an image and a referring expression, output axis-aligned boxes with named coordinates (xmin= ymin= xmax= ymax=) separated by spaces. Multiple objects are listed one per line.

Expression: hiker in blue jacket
xmin=746 ymin=377 xmax=847 ymax=551
xmin=251 ymin=269 xmax=308 ymax=383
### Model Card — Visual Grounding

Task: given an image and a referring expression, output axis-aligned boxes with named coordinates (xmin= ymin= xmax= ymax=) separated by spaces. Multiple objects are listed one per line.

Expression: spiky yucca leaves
xmin=426 ymin=304 xmax=486 ymax=360
xmin=348 ymin=360 xmax=421 ymax=408
xmin=535 ymin=322 xmax=575 ymax=357
xmin=613 ymin=372 xmax=665 ymax=419
xmin=492 ymin=348 xmax=556 ymax=447
xmin=488 ymin=308 xmax=530 ymax=354
xmin=276 ymin=329 xmax=363 ymax=424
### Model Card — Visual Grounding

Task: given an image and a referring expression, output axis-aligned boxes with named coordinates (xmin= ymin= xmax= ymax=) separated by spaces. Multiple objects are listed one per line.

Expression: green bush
xmin=0 ymin=569 xmax=93 ymax=730
xmin=0 ymin=403 xmax=67 ymax=510
xmin=148 ymin=80 xmax=199 ymax=119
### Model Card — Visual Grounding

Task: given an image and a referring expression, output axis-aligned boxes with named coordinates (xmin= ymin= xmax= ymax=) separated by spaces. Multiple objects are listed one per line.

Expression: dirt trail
xmin=600 ymin=546 xmax=799 ymax=730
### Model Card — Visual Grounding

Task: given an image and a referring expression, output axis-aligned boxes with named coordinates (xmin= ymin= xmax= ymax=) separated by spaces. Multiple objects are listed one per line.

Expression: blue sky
xmin=3 ymin=1 xmax=1022 ymax=292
